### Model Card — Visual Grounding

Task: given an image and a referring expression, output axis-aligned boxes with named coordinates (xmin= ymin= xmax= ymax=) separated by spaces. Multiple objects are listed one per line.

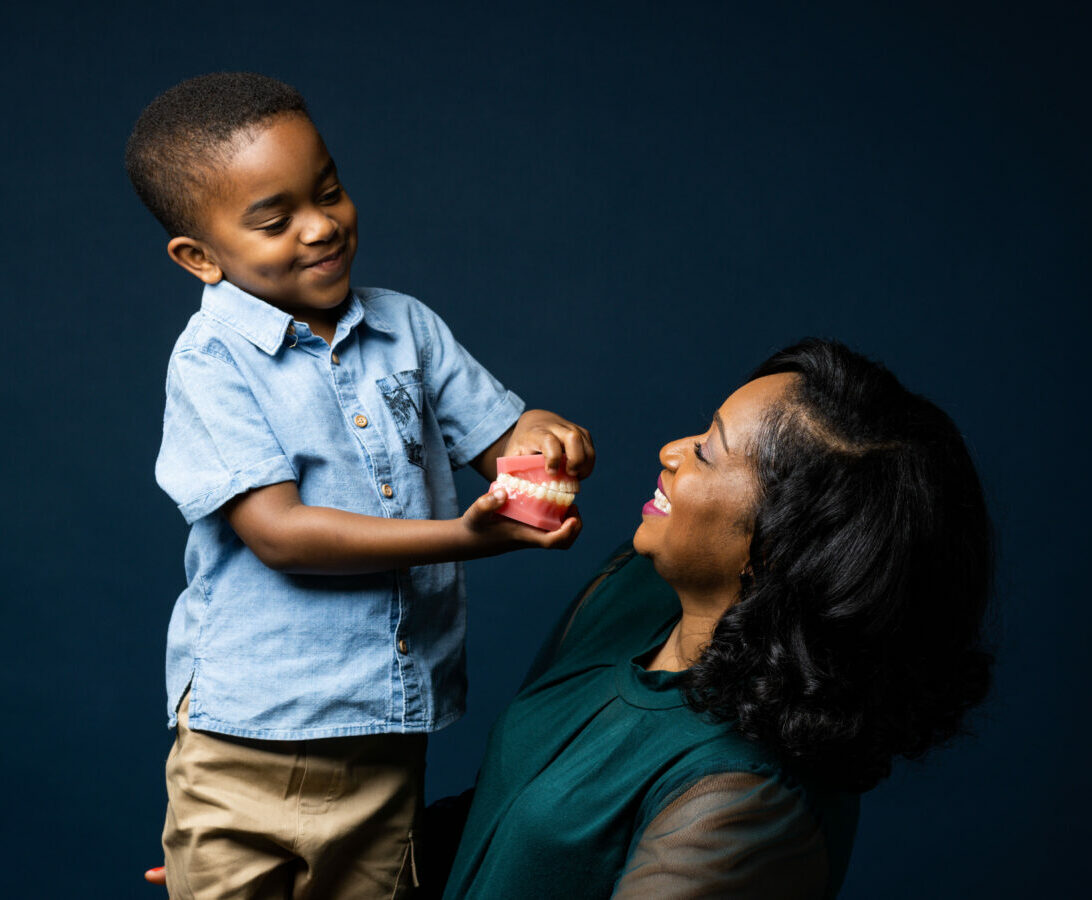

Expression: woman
xmin=148 ymin=338 xmax=992 ymax=897
xmin=434 ymin=338 xmax=992 ymax=898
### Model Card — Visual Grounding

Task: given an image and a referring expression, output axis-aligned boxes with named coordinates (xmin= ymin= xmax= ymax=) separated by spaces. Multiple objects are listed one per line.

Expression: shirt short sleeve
xmin=415 ymin=301 xmax=525 ymax=467
xmin=156 ymin=346 xmax=297 ymax=524
xmin=613 ymin=772 xmax=829 ymax=899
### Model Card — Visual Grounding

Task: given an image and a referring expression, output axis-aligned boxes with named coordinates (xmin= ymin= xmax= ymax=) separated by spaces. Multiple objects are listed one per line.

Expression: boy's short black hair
xmin=125 ymin=72 xmax=309 ymax=237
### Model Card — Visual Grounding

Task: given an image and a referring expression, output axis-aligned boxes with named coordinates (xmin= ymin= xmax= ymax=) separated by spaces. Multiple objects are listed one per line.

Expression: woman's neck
xmin=645 ymin=580 xmax=740 ymax=672
xmin=645 ymin=609 xmax=725 ymax=672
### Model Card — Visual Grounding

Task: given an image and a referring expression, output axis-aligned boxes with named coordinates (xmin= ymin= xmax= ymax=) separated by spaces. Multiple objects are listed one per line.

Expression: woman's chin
xmin=632 ymin=521 xmax=655 ymax=558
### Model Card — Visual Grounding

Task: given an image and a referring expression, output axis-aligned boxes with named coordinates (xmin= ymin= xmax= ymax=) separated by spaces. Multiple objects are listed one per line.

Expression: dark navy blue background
xmin=2 ymin=1 xmax=1087 ymax=896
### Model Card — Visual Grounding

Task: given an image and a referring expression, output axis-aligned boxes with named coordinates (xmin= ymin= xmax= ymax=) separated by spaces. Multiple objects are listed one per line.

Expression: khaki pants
xmin=163 ymin=693 xmax=425 ymax=899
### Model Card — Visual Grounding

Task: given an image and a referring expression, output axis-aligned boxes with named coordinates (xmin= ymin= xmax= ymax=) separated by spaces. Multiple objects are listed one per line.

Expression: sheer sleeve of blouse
xmin=612 ymin=771 xmax=829 ymax=900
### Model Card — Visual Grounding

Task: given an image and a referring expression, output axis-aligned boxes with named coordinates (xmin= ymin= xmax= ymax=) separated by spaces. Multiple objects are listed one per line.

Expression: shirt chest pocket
xmin=377 ymin=368 xmax=427 ymax=469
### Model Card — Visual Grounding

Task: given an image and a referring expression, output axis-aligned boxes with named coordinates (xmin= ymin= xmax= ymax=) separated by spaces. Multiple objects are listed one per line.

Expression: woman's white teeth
xmin=496 ymin=472 xmax=578 ymax=506
xmin=653 ymin=487 xmax=671 ymax=514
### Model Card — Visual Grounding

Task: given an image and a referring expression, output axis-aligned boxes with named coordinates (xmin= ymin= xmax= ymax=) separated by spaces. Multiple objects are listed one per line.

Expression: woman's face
xmin=633 ymin=373 xmax=796 ymax=603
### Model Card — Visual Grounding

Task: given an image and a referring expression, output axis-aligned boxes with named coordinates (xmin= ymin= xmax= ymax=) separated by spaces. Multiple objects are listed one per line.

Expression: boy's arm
xmin=223 ymin=481 xmax=580 ymax=575
xmin=470 ymin=409 xmax=596 ymax=482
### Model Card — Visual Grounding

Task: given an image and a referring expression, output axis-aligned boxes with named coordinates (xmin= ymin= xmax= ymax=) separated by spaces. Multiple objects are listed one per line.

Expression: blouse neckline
xmin=614 ymin=614 xmax=690 ymax=709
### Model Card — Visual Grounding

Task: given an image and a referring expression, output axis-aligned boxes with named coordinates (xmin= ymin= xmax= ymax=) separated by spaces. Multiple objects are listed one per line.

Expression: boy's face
xmin=171 ymin=113 xmax=358 ymax=319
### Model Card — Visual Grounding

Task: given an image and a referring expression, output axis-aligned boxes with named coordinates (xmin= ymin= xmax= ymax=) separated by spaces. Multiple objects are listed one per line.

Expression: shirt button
xmin=381 ymin=484 xmax=394 ymax=498
xmin=354 ymin=414 xmax=368 ymax=428
xmin=398 ymin=639 xmax=409 ymax=654
xmin=331 ymin=352 xmax=340 ymax=365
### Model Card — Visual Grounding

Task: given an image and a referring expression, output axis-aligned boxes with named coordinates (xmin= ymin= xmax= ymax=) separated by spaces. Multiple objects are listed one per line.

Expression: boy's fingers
xmin=466 ymin=488 xmax=506 ymax=525
xmin=561 ymin=430 xmax=594 ymax=477
xmin=539 ymin=433 xmax=565 ymax=472
xmin=538 ymin=511 xmax=581 ymax=548
xmin=580 ymin=432 xmax=596 ymax=475
xmin=552 ymin=516 xmax=582 ymax=548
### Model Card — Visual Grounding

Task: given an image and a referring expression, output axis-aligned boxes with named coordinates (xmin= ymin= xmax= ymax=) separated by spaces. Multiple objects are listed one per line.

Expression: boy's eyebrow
xmin=713 ymin=411 xmax=730 ymax=455
xmin=243 ymin=193 xmax=288 ymax=217
xmin=242 ymin=159 xmax=339 ymax=217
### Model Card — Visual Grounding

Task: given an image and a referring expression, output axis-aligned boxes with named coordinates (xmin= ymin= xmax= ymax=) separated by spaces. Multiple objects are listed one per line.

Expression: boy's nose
xmin=300 ymin=210 xmax=338 ymax=244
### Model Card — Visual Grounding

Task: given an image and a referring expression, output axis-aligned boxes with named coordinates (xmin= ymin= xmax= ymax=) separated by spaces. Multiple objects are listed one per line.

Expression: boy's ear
xmin=167 ymin=236 xmax=224 ymax=285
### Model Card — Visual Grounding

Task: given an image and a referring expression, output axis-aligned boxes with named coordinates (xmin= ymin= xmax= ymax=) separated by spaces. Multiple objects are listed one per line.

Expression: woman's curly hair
xmin=684 ymin=339 xmax=993 ymax=792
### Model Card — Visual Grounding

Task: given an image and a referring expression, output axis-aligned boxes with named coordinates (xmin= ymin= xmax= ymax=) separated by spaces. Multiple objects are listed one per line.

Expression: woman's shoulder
xmin=518 ymin=543 xmax=679 ymax=689
xmin=560 ymin=543 xmax=679 ymax=645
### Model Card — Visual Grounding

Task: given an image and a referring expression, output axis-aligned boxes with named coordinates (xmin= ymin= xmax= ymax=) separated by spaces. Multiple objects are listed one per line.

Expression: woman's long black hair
xmin=685 ymin=339 xmax=993 ymax=792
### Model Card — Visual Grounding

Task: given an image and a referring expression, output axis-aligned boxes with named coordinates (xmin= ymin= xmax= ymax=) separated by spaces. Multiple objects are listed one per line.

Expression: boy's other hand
xmin=504 ymin=409 xmax=595 ymax=479
xmin=461 ymin=489 xmax=581 ymax=553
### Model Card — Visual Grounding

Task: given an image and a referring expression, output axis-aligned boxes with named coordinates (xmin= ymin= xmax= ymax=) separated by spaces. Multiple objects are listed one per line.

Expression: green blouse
xmin=442 ymin=547 xmax=859 ymax=898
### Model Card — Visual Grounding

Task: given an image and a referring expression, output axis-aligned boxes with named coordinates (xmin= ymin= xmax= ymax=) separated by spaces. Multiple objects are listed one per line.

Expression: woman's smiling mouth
xmin=642 ymin=475 xmax=671 ymax=517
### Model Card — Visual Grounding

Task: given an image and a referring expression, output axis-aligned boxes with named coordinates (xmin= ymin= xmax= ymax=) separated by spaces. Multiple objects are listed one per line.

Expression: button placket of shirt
xmin=330 ymin=343 xmax=400 ymax=515
xmin=391 ymin=575 xmax=424 ymax=721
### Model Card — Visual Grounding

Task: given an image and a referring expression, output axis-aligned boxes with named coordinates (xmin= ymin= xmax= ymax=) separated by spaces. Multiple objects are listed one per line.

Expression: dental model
xmin=490 ymin=454 xmax=580 ymax=531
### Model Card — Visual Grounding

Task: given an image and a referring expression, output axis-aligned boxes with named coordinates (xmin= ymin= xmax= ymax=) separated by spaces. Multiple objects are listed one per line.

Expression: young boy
xmin=126 ymin=72 xmax=593 ymax=899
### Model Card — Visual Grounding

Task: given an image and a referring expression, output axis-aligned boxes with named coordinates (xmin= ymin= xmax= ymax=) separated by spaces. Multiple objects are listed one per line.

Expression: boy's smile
xmin=168 ymin=113 xmax=358 ymax=334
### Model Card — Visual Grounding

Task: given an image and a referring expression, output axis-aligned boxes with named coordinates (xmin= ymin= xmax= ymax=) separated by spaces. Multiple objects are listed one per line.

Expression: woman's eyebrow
xmin=713 ymin=411 xmax=730 ymax=454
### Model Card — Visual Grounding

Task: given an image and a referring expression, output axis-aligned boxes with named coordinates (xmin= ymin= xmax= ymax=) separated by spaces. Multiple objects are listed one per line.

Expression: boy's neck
xmin=294 ymin=303 xmax=344 ymax=346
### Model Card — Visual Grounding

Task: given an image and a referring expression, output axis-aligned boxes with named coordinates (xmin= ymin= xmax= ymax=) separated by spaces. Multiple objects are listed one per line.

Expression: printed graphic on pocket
xmin=378 ymin=369 xmax=426 ymax=468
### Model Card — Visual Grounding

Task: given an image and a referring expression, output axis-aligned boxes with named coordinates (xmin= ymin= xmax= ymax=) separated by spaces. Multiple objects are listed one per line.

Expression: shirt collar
xmin=359 ymin=294 xmax=395 ymax=335
xmin=201 ymin=281 xmax=295 ymax=355
xmin=200 ymin=281 xmax=393 ymax=353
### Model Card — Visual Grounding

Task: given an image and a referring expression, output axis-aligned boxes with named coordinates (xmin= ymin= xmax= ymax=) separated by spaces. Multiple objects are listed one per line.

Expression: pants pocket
xmin=392 ymin=828 xmax=420 ymax=898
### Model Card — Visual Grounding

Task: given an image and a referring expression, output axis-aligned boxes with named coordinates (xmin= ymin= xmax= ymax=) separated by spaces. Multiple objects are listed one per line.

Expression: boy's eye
xmin=320 ymin=185 xmax=342 ymax=204
xmin=259 ymin=218 xmax=289 ymax=234
xmin=693 ymin=440 xmax=707 ymax=463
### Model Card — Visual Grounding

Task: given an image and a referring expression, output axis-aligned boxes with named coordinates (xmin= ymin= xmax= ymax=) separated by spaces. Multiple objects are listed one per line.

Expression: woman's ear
xmin=167 ymin=236 xmax=223 ymax=285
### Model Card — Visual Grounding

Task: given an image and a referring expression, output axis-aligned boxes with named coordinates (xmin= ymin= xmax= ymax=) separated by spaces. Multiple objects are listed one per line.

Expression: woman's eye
xmin=693 ymin=440 xmax=707 ymax=462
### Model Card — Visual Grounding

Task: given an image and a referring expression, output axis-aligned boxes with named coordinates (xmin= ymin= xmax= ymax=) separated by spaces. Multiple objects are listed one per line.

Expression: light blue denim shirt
xmin=156 ymin=280 xmax=523 ymax=739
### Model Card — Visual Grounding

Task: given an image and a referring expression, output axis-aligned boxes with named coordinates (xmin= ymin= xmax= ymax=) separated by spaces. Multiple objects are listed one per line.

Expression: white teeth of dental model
xmin=653 ymin=487 xmax=671 ymax=514
xmin=496 ymin=472 xmax=578 ymax=506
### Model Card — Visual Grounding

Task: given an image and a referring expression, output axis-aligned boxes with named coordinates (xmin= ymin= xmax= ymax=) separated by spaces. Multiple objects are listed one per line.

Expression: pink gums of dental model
xmin=489 ymin=454 xmax=580 ymax=531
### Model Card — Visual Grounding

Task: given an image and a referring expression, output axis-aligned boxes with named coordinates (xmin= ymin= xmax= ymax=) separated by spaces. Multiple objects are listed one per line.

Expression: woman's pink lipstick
xmin=642 ymin=475 xmax=670 ymax=517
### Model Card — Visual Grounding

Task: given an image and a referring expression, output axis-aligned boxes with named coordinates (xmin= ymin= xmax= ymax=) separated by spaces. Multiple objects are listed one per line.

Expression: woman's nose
xmin=659 ymin=436 xmax=689 ymax=470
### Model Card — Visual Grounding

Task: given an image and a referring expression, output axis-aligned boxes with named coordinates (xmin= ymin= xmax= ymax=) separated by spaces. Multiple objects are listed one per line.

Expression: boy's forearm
xmin=470 ymin=424 xmax=516 ymax=482
xmin=257 ymin=505 xmax=477 ymax=574
xmin=225 ymin=481 xmax=485 ymax=575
